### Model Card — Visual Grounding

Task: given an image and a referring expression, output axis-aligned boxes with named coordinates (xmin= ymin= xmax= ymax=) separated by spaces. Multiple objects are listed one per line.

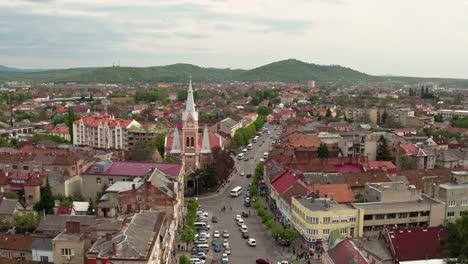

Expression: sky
xmin=1 ymin=0 xmax=468 ymax=78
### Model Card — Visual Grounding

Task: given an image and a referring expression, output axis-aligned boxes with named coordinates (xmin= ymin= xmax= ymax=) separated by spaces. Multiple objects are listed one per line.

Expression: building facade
xmin=433 ymin=171 xmax=468 ymax=221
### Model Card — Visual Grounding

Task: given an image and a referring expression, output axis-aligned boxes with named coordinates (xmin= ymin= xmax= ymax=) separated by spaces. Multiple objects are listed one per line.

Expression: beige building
xmin=52 ymin=221 xmax=86 ymax=264
xmin=291 ymin=196 xmax=362 ymax=251
xmin=217 ymin=117 xmax=241 ymax=137
xmin=430 ymin=171 xmax=468 ymax=221
xmin=353 ymin=182 xmax=445 ymax=237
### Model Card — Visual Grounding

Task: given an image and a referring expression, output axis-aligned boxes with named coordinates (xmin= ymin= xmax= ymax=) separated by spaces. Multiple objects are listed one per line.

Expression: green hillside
xmin=1 ymin=59 xmax=466 ymax=85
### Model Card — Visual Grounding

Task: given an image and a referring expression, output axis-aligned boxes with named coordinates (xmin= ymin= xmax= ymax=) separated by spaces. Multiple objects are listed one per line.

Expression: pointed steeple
xmin=182 ymin=77 xmax=198 ymax=121
xmin=201 ymin=126 xmax=211 ymax=154
xmin=170 ymin=127 xmax=181 ymax=154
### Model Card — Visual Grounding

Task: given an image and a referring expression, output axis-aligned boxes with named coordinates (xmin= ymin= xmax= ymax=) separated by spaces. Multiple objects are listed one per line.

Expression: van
xmin=247 ymin=143 xmax=252 ymax=150
xmin=194 ymin=222 xmax=207 ymax=229
xmin=230 ymin=186 xmax=243 ymax=197
xmin=263 ymin=152 xmax=269 ymax=159
xmin=192 ymin=244 xmax=209 ymax=253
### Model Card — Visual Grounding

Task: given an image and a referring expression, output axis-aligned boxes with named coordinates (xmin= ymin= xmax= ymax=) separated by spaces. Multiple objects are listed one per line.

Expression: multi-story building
xmin=353 ymin=182 xmax=445 ymax=237
xmin=431 ymin=171 xmax=468 ymax=221
xmin=87 ymin=210 xmax=174 ymax=264
xmin=291 ymin=196 xmax=362 ymax=252
xmin=399 ymin=143 xmax=436 ymax=169
xmin=52 ymin=221 xmax=86 ymax=264
xmin=431 ymin=109 xmax=468 ymax=121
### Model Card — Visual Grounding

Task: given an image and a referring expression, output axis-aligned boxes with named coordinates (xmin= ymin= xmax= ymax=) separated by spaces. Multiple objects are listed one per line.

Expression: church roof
xmin=182 ymin=79 xmax=198 ymax=122
xmin=170 ymin=127 xmax=181 ymax=154
xmin=165 ymin=132 xmax=222 ymax=153
xmin=201 ymin=126 xmax=211 ymax=154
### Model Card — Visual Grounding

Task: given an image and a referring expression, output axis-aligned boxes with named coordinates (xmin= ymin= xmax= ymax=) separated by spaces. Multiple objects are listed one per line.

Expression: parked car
xmin=212 ymin=237 xmax=220 ymax=246
xmin=235 ymin=215 xmax=241 ymax=221
xmin=213 ymin=230 xmax=220 ymax=238
xmin=222 ymin=253 xmax=229 ymax=264
xmin=247 ymin=238 xmax=256 ymax=247
xmin=240 ymin=171 xmax=245 ymax=176
xmin=197 ymin=211 xmax=208 ymax=217
xmin=224 ymin=247 xmax=231 ymax=255
xmin=191 ymin=252 xmax=206 ymax=259
xmin=237 ymin=219 xmax=244 ymax=226
xmin=244 ymin=156 xmax=249 ymax=161
xmin=256 ymin=259 xmax=272 ymax=264
xmin=241 ymin=212 xmax=249 ymax=218
xmin=242 ymin=232 xmax=249 ymax=239
xmin=222 ymin=230 xmax=229 ymax=238
xmin=246 ymin=173 xmax=252 ymax=178
xmin=277 ymin=261 xmax=289 ymax=264
xmin=222 ymin=239 xmax=229 ymax=248
xmin=211 ymin=216 xmax=218 ymax=223
xmin=214 ymin=242 xmax=221 ymax=252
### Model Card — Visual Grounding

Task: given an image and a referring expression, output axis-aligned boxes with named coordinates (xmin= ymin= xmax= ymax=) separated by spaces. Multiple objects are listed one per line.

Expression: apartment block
xmin=432 ymin=171 xmax=468 ymax=221
xmin=353 ymin=182 xmax=445 ymax=237
xmin=291 ymin=196 xmax=362 ymax=251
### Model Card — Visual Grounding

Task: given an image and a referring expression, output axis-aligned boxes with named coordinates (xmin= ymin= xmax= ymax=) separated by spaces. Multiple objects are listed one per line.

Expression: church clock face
xmin=187 ymin=121 xmax=193 ymax=128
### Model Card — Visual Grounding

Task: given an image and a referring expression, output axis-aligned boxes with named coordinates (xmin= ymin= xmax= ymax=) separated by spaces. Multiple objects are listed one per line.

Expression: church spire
xmin=170 ymin=127 xmax=181 ymax=154
xmin=182 ymin=77 xmax=198 ymax=121
xmin=201 ymin=125 xmax=211 ymax=154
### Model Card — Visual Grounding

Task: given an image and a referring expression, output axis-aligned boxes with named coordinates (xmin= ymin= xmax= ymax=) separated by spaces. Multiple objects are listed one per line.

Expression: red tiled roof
xmin=343 ymin=172 xmax=390 ymax=188
xmin=334 ymin=163 xmax=363 ymax=173
xmin=306 ymin=183 xmax=355 ymax=203
xmin=279 ymin=180 xmax=309 ymax=205
xmin=50 ymin=126 xmax=69 ymax=134
xmin=327 ymin=239 xmax=369 ymax=264
xmin=271 ymin=170 xmax=303 ymax=195
xmin=400 ymin=144 xmax=426 ymax=156
xmin=165 ymin=131 xmax=222 ymax=152
xmin=0 ymin=233 xmax=34 ymax=251
xmin=284 ymin=133 xmax=321 ymax=148
xmin=386 ymin=227 xmax=447 ymax=261
xmin=362 ymin=161 xmax=397 ymax=174
xmin=84 ymin=161 xmax=182 ymax=178
xmin=73 ymin=115 xmax=133 ymax=128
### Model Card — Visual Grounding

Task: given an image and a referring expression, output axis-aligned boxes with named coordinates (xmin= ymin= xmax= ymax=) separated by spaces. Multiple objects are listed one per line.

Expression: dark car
xmin=256 ymin=258 xmax=271 ymax=264
xmin=241 ymin=211 xmax=249 ymax=218
xmin=246 ymin=173 xmax=252 ymax=178
xmin=242 ymin=232 xmax=249 ymax=239
xmin=211 ymin=216 xmax=218 ymax=223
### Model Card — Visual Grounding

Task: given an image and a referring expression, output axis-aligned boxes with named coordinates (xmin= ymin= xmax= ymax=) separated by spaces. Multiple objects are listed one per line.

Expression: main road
xmin=198 ymin=125 xmax=290 ymax=263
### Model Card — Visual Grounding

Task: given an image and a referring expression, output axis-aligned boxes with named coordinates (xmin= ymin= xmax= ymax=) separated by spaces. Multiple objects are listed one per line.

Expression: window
xmin=12 ymin=165 xmax=18 ymax=170
xmin=307 ymin=217 xmax=319 ymax=224
xmin=191 ymin=137 xmax=195 ymax=147
xmin=448 ymin=201 xmax=457 ymax=207
xmin=375 ymin=214 xmax=385 ymax=220
xmin=108 ymin=178 xmax=114 ymax=185
xmin=307 ymin=229 xmax=318 ymax=236
xmin=323 ymin=229 xmax=330 ymax=235
xmin=461 ymin=211 xmax=468 ymax=216
xmin=461 ymin=200 xmax=468 ymax=207
xmin=420 ymin=211 xmax=430 ymax=216
xmin=96 ymin=178 xmax=101 ymax=184
xmin=339 ymin=228 xmax=347 ymax=235
xmin=332 ymin=217 xmax=339 ymax=223
xmin=349 ymin=217 xmax=356 ymax=222
xmin=137 ymin=196 xmax=142 ymax=202
xmin=447 ymin=212 xmax=455 ymax=217
xmin=23 ymin=166 xmax=29 ymax=170
xmin=409 ymin=212 xmax=419 ymax=217
xmin=387 ymin=213 xmax=396 ymax=219
xmin=40 ymin=256 xmax=49 ymax=262
xmin=341 ymin=216 xmax=348 ymax=222
xmin=364 ymin=215 xmax=373 ymax=220
xmin=61 ymin=248 xmax=74 ymax=256
xmin=398 ymin=213 xmax=408 ymax=218
xmin=323 ymin=217 xmax=330 ymax=223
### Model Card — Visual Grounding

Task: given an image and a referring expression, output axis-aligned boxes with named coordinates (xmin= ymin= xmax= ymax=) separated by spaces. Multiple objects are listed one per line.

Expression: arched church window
xmin=191 ymin=137 xmax=195 ymax=147
xmin=186 ymin=137 xmax=190 ymax=147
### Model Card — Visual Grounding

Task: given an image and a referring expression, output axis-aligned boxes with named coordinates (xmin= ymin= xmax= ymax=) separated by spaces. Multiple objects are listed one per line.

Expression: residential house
xmin=0 ymin=233 xmax=34 ymax=261
xmin=87 ymin=210 xmax=175 ymax=264
xmin=432 ymin=171 xmax=468 ymax=221
xmin=0 ymin=172 xmax=43 ymax=205
xmin=436 ymin=149 xmax=464 ymax=168
xmin=52 ymin=221 xmax=86 ymax=264
xmin=426 ymin=136 xmax=449 ymax=151
xmin=322 ymin=239 xmax=369 ymax=264
xmin=338 ymin=131 xmax=377 ymax=161
xmin=399 ymin=144 xmax=436 ymax=169
xmin=50 ymin=125 xmax=71 ymax=142
xmin=277 ymin=180 xmax=309 ymax=227
xmin=32 ymin=237 xmax=54 ymax=263
xmin=384 ymin=227 xmax=447 ymax=263
xmin=217 ymin=117 xmax=241 ymax=138
xmin=0 ymin=198 xmax=24 ymax=220
xmin=361 ymin=161 xmax=398 ymax=175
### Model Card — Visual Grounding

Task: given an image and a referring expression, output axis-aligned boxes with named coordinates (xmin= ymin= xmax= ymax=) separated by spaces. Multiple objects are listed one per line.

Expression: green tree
xmin=180 ymin=225 xmax=196 ymax=249
xmin=380 ymin=109 xmax=388 ymax=126
xmin=434 ymin=114 xmax=444 ymax=123
xmin=179 ymin=255 xmax=191 ymax=264
xmin=281 ymin=228 xmax=299 ymax=244
xmin=34 ymin=177 xmax=55 ymax=214
xmin=66 ymin=108 xmax=77 ymax=142
xmin=257 ymin=106 xmax=272 ymax=116
xmin=376 ymin=136 xmax=392 ymax=161
xmin=87 ymin=198 xmax=95 ymax=215
xmin=318 ymin=143 xmax=329 ymax=158
xmin=12 ymin=212 xmax=38 ymax=228
xmin=441 ymin=214 xmax=468 ymax=264
xmin=155 ymin=133 xmax=167 ymax=157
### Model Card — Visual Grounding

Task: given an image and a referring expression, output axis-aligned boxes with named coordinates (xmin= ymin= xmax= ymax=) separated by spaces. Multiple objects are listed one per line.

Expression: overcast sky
xmin=1 ymin=0 xmax=468 ymax=78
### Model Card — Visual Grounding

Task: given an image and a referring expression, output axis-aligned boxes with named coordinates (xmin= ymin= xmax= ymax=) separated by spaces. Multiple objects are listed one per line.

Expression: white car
xmin=223 ymin=230 xmax=229 ymax=238
xmin=235 ymin=215 xmax=241 ymax=221
xmin=247 ymin=238 xmax=256 ymax=247
xmin=237 ymin=219 xmax=244 ymax=226
xmin=197 ymin=211 xmax=208 ymax=218
xmin=224 ymin=248 xmax=231 ymax=255
xmin=240 ymin=224 xmax=248 ymax=233
xmin=240 ymin=171 xmax=245 ymax=176
xmin=260 ymin=158 xmax=265 ymax=162
xmin=223 ymin=239 xmax=229 ymax=248
xmin=222 ymin=253 xmax=229 ymax=263
xmin=277 ymin=261 xmax=289 ymax=264
xmin=213 ymin=230 xmax=220 ymax=238
xmin=195 ymin=232 xmax=210 ymax=239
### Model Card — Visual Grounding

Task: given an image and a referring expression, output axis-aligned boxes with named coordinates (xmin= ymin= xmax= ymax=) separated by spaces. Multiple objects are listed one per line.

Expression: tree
xmin=257 ymin=106 xmax=273 ymax=116
xmin=211 ymin=147 xmax=234 ymax=184
xmin=180 ymin=226 xmax=196 ymax=249
xmin=155 ymin=133 xmax=166 ymax=157
xmin=281 ymin=228 xmax=299 ymax=244
xmin=179 ymin=255 xmax=191 ymax=264
xmin=87 ymin=198 xmax=95 ymax=215
xmin=318 ymin=143 xmax=329 ymax=158
xmin=66 ymin=108 xmax=77 ymax=142
xmin=12 ymin=212 xmax=38 ymax=229
xmin=326 ymin=108 xmax=332 ymax=118
xmin=441 ymin=214 xmax=468 ymax=264
xmin=434 ymin=114 xmax=444 ymax=123
xmin=33 ymin=177 xmax=54 ymax=214
xmin=380 ymin=109 xmax=388 ymax=126
xmin=376 ymin=136 xmax=392 ymax=161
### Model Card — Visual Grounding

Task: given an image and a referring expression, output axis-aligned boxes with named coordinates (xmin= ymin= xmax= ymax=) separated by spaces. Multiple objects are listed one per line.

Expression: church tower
xmin=182 ymin=78 xmax=199 ymax=173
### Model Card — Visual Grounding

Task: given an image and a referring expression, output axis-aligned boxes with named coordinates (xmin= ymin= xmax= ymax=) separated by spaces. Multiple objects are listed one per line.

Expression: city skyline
xmin=1 ymin=0 xmax=468 ymax=78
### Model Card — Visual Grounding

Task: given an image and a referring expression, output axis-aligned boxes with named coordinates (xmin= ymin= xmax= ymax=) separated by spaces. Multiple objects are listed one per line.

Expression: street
xmin=195 ymin=124 xmax=293 ymax=263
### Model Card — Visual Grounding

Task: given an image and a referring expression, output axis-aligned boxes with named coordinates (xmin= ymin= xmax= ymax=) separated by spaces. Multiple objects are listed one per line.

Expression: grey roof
xmin=200 ymin=126 xmax=211 ymax=154
xmin=105 ymin=181 xmax=144 ymax=193
xmin=221 ymin=118 xmax=238 ymax=128
xmin=89 ymin=210 xmax=166 ymax=259
xmin=31 ymin=237 xmax=53 ymax=251
xmin=170 ymin=127 xmax=181 ymax=154
xmin=0 ymin=199 xmax=20 ymax=215
xmin=182 ymin=79 xmax=198 ymax=121
xmin=295 ymin=197 xmax=355 ymax=212
xmin=94 ymin=219 xmax=123 ymax=232
xmin=303 ymin=173 xmax=346 ymax=185
xmin=36 ymin=215 xmax=96 ymax=235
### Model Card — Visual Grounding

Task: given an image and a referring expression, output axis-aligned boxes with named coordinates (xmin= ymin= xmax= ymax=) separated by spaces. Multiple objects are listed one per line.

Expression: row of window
xmin=448 ymin=200 xmax=468 ymax=207
xmin=306 ymin=228 xmax=349 ymax=236
xmin=97 ymin=177 xmax=136 ymax=185
xmin=305 ymin=216 xmax=357 ymax=224
xmin=363 ymin=211 xmax=429 ymax=220
xmin=447 ymin=211 xmax=468 ymax=217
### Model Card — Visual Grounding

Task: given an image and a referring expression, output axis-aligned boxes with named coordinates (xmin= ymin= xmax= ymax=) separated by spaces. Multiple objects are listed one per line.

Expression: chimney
xmin=65 ymin=221 xmax=80 ymax=234
xmin=105 ymin=233 xmax=112 ymax=241
xmin=112 ymin=242 xmax=117 ymax=255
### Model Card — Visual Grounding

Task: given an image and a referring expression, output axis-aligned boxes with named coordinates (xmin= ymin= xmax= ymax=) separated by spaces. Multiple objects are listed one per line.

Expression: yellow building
xmin=291 ymin=196 xmax=363 ymax=251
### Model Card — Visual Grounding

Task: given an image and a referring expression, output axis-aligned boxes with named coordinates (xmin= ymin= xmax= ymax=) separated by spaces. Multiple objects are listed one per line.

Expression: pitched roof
xmin=279 ymin=180 xmax=309 ymax=205
xmin=84 ymin=161 xmax=182 ymax=178
xmin=306 ymin=183 xmax=355 ymax=203
xmin=165 ymin=131 xmax=222 ymax=153
xmin=271 ymin=170 xmax=303 ymax=195
xmin=74 ymin=115 xmax=133 ymax=128
xmin=0 ymin=198 xmax=20 ymax=215
xmin=400 ymin=168 xmax=458 ymax=190
xmin=50 ymin=126 xmax=69 ymax=134
xmin=342 ymin=172 xmax=391 ymax=189
xmin=36 ymin=215 xmax=96 ymax=235
xmin=327 ymin=239 xmax=369 ymax=264
xmin=362 ymin=161 xmax=397 ymax=173
xmin=386 ymin=227 xmax=447 ymax=262
xmin=283 ymin=132 xmax=321 ymax=148
xmin=0 ymin=234 xmax=34 ymax=251
xmin=31 ymin=237 xmax=53 ymax=251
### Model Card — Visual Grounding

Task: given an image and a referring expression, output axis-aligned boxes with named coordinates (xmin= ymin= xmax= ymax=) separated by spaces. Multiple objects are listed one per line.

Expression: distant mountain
xmin=0 ymin=59 xmax=467 ymax=86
